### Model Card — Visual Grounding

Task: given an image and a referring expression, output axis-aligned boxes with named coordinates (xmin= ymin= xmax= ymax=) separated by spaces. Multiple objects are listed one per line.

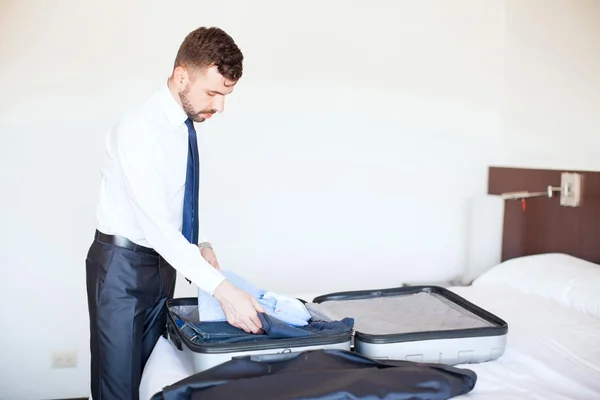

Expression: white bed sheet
xmin=450 ymin=285 xmax=600 ymax=400
xmin=140 ymin=286 xmax=600 ymax=400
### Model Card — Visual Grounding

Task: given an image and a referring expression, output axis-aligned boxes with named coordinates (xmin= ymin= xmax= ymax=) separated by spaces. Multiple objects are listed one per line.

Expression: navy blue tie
xmin=182 ymin=118 xmax=199 ymax=245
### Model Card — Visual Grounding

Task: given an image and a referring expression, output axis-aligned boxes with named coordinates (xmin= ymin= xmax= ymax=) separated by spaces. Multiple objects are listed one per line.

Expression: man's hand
xmin=213 ymin=280 xmax=265 ymax=334
xmin=200 ymin=247 xmax=220 ymax=270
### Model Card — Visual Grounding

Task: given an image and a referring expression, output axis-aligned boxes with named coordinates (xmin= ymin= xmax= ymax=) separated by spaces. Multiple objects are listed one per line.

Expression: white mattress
xmin=140 ymin=256 xmax=600 ymax=400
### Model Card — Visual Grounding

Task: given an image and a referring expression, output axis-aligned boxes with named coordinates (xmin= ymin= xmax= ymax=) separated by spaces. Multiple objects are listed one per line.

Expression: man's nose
xmin=212 ymin=96 xmax=225 ymax=113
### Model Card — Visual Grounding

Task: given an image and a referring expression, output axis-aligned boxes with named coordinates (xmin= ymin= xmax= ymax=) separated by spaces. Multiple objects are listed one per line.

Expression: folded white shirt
xmin=198 ymin=271 xmax=312 ymax=326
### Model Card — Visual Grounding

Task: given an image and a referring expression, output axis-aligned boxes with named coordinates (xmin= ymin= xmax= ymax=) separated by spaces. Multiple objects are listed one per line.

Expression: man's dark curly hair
xmin=173 ymin=27 xmax=243 ymax=81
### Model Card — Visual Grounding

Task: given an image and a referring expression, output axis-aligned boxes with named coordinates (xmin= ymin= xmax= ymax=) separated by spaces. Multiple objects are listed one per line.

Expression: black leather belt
xmin=95 ymin=230 xmax=158 ymax=256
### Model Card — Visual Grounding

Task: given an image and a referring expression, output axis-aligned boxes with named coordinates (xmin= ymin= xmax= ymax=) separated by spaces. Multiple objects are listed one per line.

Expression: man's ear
xmin=172 ymin=66 xmax=190 ymax=88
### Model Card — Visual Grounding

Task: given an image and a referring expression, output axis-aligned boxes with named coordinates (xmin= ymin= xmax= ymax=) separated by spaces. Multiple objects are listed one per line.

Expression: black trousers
xmin=86 ymin=231 xmax=176 ymax=400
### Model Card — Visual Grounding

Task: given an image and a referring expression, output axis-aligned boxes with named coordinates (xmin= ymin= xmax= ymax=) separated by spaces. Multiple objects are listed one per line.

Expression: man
xmin=86 ymin=27 xmax=265 ymax=400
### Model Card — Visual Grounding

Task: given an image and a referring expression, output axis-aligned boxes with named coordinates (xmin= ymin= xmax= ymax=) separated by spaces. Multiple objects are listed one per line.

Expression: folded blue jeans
xmin=175 ymin=313 xmax=354 ymax=344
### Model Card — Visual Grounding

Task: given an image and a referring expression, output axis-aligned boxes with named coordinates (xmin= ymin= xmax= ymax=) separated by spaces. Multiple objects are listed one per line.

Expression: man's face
xmin=177 ymin=65 xmax=237 ymax=123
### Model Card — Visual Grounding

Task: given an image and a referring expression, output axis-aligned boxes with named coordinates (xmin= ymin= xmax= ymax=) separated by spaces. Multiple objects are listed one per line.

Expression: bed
xmin=140 ymin=167 xmax=600 ymax=399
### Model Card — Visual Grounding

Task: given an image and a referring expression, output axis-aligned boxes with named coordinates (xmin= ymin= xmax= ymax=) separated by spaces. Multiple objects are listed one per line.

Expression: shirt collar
xmin=159 ymin=82 xmax=188 ymax=129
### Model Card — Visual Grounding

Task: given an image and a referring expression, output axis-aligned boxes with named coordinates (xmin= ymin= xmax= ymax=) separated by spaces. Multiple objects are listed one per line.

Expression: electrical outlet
xmin=560 ymin=172 xmax=583 ymax=207
xmin=51 ymin=350 xmax=78 ymax=369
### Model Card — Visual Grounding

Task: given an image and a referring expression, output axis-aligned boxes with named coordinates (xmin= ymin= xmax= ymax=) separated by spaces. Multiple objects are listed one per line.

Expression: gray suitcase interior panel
xmin=306 ymin=292 xmax=496 ymax=336
xmin=308 ymin=286 xmax=508 ymax=365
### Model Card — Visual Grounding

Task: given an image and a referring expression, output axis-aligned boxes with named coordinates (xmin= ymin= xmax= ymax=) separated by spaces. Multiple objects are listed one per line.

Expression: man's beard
xmin=179 ymin=86 xmax=215 ymax=123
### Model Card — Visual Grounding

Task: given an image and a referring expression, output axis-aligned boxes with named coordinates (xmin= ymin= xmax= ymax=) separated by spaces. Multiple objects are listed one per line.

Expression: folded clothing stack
xmin=178 ymin=271 xmax=354 ymax=344
xmin=198 ymin=270 xmax=313 ymax=327
xmin=175 ymin=313 xmax=354 ymax=344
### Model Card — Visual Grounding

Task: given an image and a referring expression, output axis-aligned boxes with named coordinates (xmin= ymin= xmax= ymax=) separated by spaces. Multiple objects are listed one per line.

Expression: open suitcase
xmin=165 ymin=285 xmax=508 ymax=373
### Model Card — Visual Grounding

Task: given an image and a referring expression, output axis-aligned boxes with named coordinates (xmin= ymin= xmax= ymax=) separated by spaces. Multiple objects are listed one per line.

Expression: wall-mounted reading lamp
xmin=500 ymin=172 xmax=583 ymax=208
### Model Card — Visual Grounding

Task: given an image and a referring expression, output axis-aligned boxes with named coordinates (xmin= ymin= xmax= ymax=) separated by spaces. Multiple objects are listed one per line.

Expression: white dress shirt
xmin=95 ymin=82 xmax=225 ymax=295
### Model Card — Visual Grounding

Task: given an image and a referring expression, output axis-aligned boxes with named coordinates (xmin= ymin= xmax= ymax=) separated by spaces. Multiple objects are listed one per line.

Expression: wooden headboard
xmin=488 ymin=166 xmax=600 ymax=264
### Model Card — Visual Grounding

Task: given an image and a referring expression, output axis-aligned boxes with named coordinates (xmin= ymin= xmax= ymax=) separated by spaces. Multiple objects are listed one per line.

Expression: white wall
xmin=501 ymin=0 xmax=600 ymax=167
xmin=0 ymin=0 xmax=598 ymax=398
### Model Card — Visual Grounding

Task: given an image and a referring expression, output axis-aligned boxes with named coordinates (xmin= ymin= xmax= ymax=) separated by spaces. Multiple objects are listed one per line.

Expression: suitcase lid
xmin=310 ymin=285 xmax=508 ymax=344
